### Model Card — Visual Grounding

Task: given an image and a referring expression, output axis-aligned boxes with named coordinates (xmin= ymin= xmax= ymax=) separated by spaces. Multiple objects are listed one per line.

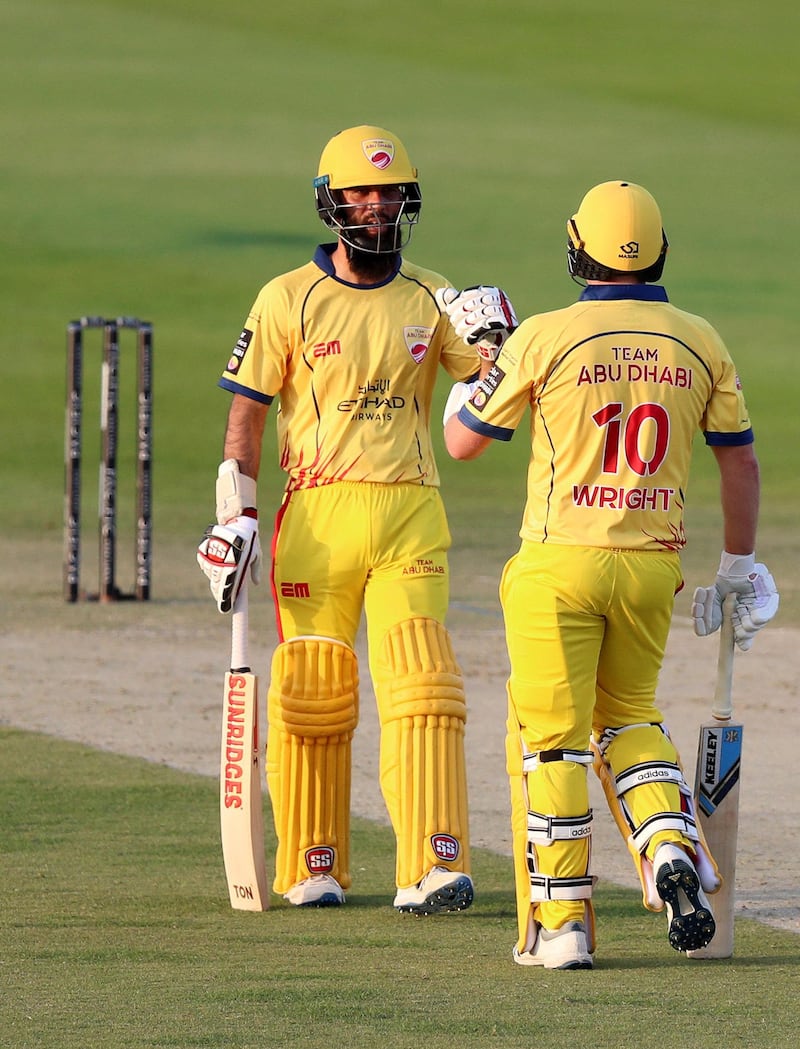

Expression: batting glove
xmin=442 ymin=379 xmax=480 ymax=425
xmin=436 ymin=285 xmax=518 ymax=361
xmin=692 ymin=552 xmax=779 ymax=651
xmin=197 ymin=514 xmax=262 ymax=614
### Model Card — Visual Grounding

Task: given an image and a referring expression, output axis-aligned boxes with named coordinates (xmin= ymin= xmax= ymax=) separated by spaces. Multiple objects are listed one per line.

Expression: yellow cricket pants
xmin=501 ymin=541 xmax=683 ymax=933
xmin=271 ymin=481 xmax=451 ymax=664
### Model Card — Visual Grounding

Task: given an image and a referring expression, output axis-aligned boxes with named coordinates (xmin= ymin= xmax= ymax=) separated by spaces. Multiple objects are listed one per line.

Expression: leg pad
xmin=593 ymin=723 xmax=721 ymax=910
xmin=266 ymin=637 xmax=358 ymax=893
xmin=374 ymin=618 xmax=469 ymax=888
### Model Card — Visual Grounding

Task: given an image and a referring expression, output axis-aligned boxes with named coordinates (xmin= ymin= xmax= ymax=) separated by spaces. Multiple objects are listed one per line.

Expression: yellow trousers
xmin=272 ymin=481 xmax=451 ymax=659
xmin=501 ymin=542 xmax=685 ymax=941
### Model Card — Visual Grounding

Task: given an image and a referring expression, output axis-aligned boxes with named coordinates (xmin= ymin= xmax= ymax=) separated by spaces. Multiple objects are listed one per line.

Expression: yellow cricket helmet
xmin=567 ymin=181 xmax=668 ymax=282
xmin=316 ymin=125 xmax=419 ymax=189
xmin=313 ymin=125 xmax=422 ymax=255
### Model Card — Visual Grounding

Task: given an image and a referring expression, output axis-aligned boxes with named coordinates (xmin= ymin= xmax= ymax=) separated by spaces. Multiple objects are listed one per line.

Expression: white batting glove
xmin=436 ymin=285 xmax=518 ymax=361
xmin=197 ymin=515 xmax=262 ymax=614
xmin=442 ymin=379 xmax=480 ymax=425
xmin=692 ymin=552 xmax=779 ymax=651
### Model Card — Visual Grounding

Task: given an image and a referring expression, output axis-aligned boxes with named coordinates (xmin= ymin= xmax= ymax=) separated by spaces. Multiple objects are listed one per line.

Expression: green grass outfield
xmin=2 ymin=728 xmax=799 ymax=1049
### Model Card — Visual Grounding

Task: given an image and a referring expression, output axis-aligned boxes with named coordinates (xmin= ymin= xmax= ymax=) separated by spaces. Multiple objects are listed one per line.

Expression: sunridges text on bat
xmin=220 ymin=590 xmax=269 ymax=910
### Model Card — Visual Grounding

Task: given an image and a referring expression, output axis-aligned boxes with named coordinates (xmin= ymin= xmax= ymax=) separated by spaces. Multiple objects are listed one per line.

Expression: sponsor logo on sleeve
xmin=227 ymin=328 xmax=253 ymax=374
xmin=471 ymin=363 xmax=505 ymax=412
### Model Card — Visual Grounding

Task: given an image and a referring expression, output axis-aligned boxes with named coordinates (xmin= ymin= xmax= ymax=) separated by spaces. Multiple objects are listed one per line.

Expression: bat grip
xmin=712 ymin=593 xmax=736 ymax=721
xmin=231 ymin=587 xmax=250 ymax=672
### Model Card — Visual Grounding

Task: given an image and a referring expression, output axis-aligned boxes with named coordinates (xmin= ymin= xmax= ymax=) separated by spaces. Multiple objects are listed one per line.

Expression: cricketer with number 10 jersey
xmin=459 ymin=284 xmax=753 ymax=551
xmin=219 ymin=244 xmax=480 ymax=491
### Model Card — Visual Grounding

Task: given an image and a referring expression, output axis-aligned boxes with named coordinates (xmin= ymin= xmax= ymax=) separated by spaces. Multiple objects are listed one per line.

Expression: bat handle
xmin=712 ymin=593 xmax=736 ymax=721
xmin=231 ymin=587 xmax=251 ymax=672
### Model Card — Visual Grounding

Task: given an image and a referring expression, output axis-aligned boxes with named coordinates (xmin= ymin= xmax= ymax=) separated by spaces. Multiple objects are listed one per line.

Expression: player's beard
xmin=344 ymin=237 xmax=400 ymax=281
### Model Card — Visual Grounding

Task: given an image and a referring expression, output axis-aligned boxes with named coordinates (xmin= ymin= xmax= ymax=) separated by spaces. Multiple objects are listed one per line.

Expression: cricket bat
xmin=219 ymin=587 xmax=269 ymax=910
xmin=688 ymin=594 xmax=741 ymax=959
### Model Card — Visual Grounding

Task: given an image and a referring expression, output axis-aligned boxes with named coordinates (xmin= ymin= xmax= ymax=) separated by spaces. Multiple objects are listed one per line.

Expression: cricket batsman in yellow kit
xmin=197 ymin=125 xmax=518 ymax=913
xmin=442 ymin=182 xmax=778 ymax=967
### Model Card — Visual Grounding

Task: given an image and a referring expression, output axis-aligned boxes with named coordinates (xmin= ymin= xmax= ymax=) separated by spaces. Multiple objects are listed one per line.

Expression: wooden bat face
xmin=220 ymin=669 xmax=269 ymax=910
xmin=695 ymin=721 xmax=743 ymax=819
xmin=689 ymin=718 xmax=742 ymax=959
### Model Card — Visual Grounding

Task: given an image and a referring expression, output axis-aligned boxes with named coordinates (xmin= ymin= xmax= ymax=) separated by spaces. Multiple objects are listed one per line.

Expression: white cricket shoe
xmin=654 ymin=843 xmax=715 ymax=952
xmin=283 ymin=874 xmax=345 ymax=908
xmin=393 ymin=866 xmax=474 ymax=915
xmin=513 ymin=921 xmax=593 ymax=970
xmin=513 ymin=923 xmax=595 ymax=969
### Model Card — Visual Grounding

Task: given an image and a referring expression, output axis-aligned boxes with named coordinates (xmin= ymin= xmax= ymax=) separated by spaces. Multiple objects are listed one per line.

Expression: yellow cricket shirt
xmin=220 ymin=245 xmax=479 ymax=490
xmin=459 ymin=285 xmax=753 ymax=551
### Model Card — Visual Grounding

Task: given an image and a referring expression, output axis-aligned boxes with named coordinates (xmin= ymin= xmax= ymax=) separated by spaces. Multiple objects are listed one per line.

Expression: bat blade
xmin=688 ymin=718 xmax=742 ymax=958
xmin=220 ymin=668 xmax=269 ymax=910
xmin=688 ymin=595 xmax=740 ymax=959
xmin=220 ymin=592 xmax=269 ymax=911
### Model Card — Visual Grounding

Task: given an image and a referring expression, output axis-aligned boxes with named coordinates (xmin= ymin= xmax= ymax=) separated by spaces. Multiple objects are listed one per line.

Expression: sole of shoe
xmin=395 ymin=874 xmax=474 ymax=916
xmin=656 ymin=859 xmax=715 ymax=952
xmin=294 ymin=892 xmax=344 ymax=908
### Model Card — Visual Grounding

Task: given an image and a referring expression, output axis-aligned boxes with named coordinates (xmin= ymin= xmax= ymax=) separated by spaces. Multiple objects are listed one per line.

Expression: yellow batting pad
xmin=379 ymin=617 xmax=466 ymax=719
xmin=375 ymin=618 xmax=469 ymax=888
xmin=266 ymin=637 xmax=358 ymax=893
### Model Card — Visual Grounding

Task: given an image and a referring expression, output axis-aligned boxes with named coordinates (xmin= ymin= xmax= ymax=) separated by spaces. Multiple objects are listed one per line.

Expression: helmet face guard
xmin=314 ymin=125 xmax=422 ymax=255
xmin=566 ymin=181 xmax=668 ymax=283
xmin=314 ymin=177 xmax=421 ymax=255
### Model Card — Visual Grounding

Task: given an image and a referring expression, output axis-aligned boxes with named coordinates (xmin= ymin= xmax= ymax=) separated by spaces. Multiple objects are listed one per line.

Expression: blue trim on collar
xmin=313 ymin=243 xmax=401 ymax=288
xmin=579 ymin=284 xmax=669 ymax=302
xmin=313 ymin=243 xmax=338 ymax=275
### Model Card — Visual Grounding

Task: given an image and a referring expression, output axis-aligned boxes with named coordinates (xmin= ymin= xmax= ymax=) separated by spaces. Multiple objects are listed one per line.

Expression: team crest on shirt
xmin=227 ymin=328 xmax=253 ymax=374
xmin=403 ymin=325 xmax=432 ymax=364
xmin=362 ymin=137 xmax=395 ymax=170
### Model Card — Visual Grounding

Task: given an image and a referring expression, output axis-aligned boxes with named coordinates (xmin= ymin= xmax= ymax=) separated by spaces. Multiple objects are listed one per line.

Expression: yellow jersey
xmin=459 ymin=284 xmax=753 ymax=551
xmin=220 ymin=245 xmax=479 ymax=490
